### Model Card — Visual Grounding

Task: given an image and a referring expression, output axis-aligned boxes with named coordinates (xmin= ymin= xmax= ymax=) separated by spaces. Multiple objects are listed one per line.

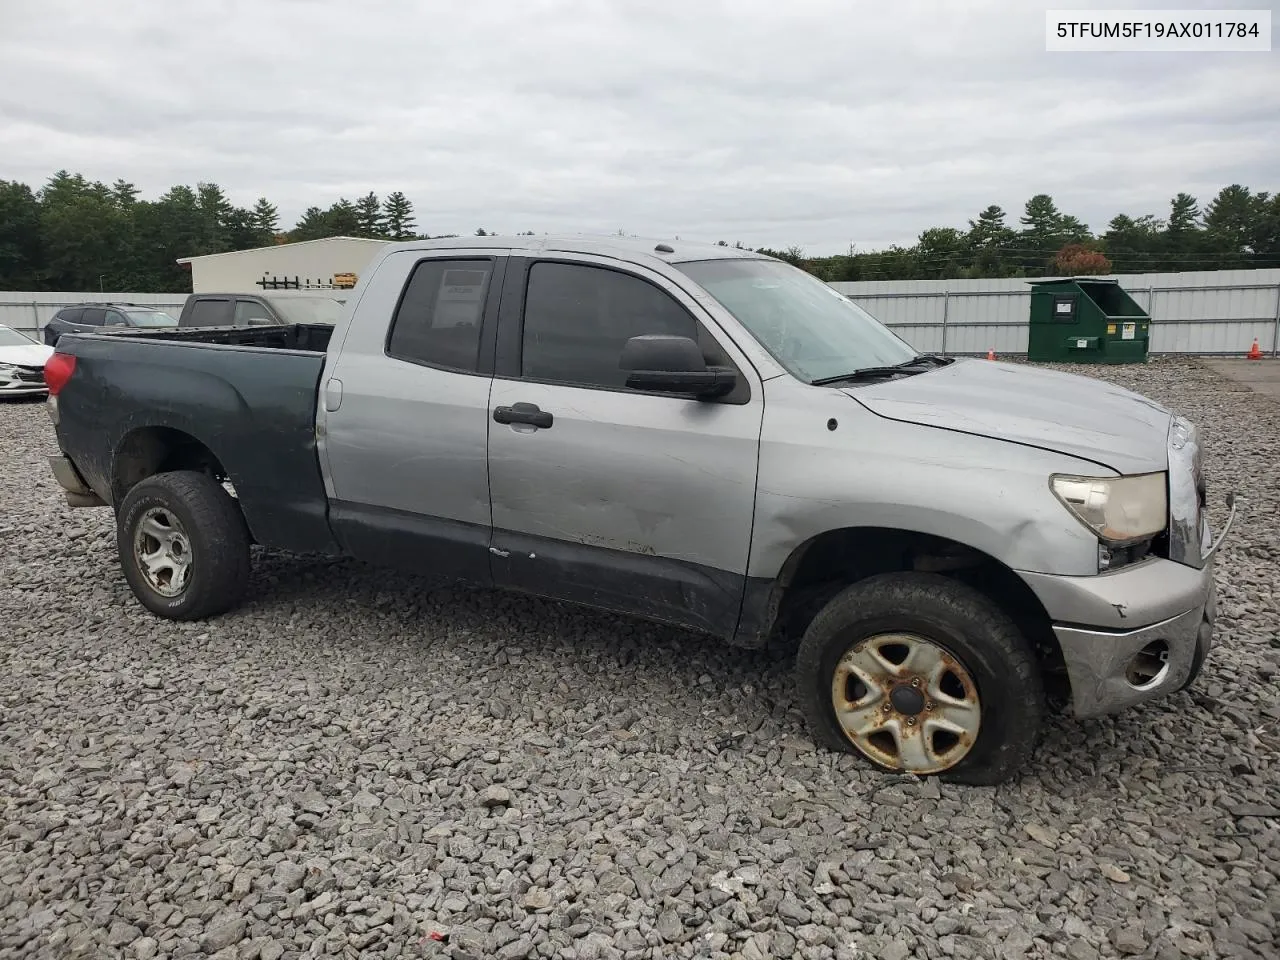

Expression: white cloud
xmin=0 ymin=0 xmax=1275 ymax=254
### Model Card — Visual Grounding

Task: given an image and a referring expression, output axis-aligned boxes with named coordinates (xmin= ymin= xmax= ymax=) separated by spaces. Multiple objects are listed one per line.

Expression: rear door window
xmin=386 ymin=259 xmax=494 ymax=372
xmin=80 ymin=308 xmax=106 ymax=326
xmin=56 ymin=308 xmax=85 ymax=323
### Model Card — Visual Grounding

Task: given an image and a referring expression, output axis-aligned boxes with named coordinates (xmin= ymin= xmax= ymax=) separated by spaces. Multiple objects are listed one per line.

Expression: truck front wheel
xmin=795 ymin=572 xmax=1044 ymax=786
xmin=116 ymin=470 xmax=251 ymax=620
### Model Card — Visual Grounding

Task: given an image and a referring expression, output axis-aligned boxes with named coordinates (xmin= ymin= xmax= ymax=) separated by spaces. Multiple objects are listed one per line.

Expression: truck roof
xmin=369 ymin=233 xmax=775 ymax=266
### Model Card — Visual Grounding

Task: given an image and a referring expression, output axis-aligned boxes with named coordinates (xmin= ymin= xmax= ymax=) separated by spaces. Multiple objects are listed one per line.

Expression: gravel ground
xmin=1 ymin=357 xmax=1278 ymax=960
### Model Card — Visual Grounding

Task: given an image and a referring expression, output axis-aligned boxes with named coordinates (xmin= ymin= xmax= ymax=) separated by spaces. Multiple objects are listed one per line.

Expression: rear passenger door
xmin=486 ymin=254 xmax=764 ymax=640
xmin=317 ymin=250 xmax=507 ymax=584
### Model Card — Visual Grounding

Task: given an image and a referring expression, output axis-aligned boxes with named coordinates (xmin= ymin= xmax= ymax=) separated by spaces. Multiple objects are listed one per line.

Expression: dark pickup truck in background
xmin=41 ymin=233 xmax=1232 ymax=785
xmin=177 ymin=291 xmax=346 ymax=328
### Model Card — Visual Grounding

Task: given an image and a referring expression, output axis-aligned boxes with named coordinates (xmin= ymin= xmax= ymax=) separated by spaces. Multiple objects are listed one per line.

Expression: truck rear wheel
xmin=116 ymin=470 xmax=251 ymax=620
xmin=795 ymin=572 xmax=1044 ymax=786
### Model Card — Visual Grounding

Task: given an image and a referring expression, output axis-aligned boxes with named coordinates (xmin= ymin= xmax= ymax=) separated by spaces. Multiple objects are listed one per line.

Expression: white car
xmin=0 ymin=324 xmax=54 ymax=397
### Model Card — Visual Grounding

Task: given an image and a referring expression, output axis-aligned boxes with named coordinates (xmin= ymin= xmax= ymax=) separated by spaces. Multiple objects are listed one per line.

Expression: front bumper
xmin=1020 ymin=494 xmax=1235 ymax=719
xmin=0 ymin=366 xmax=47 ymax=396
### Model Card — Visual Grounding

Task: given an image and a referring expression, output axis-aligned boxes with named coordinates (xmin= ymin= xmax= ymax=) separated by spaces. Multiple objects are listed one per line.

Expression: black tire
xmin=116 ymin=470 xmax=251 ymax=620
xmin=795 ymin=572 xmax=1044 ymax=786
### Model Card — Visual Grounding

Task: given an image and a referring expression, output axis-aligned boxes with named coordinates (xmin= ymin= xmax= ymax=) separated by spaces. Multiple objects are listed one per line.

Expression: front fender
xmin=750 ymin=382 xmax=1111 ymax=579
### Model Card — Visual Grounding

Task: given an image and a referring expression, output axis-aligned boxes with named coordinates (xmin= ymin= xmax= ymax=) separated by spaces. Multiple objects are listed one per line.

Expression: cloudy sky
xmin=1 ymin=0 xmax=1276 ymax=255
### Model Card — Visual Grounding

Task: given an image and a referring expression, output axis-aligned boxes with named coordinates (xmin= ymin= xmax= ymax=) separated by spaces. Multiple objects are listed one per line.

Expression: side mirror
xmin=619 ymin=334 xmax=736 ymax=399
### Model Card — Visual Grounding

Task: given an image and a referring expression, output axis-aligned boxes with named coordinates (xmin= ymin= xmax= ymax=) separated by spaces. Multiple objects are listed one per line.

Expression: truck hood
xmin=843 ymin=357 xmax=1171 ymax=475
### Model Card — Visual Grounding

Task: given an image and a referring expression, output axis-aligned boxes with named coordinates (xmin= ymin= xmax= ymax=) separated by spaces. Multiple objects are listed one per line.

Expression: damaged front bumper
xmin=1021 ymin=492 xmax=1235 ymax=718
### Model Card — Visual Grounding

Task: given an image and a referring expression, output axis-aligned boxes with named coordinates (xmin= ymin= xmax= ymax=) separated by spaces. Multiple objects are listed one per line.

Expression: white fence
xmin=6 ymin=268 xmax=1280 ymax=357
xmin=830 ymin=268 xmax=1280 ymax=357
xmin=0 ymin=293 xmax=187 ymax=340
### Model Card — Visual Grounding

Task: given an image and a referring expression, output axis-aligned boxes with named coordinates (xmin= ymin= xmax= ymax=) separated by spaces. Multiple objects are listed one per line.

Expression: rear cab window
xmin=187 ymin=299 xmax=233 ymax=327
xmin=385 ymin=259 xmax=495 ymax=372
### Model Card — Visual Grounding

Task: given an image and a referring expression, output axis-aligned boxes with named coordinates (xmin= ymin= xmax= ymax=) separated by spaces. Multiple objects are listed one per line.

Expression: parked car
xmin=177 ymin=292 xmax=346 ymax=328
xmin=42 ymin=235 xmax=1234 ymax=784
xmin=42 ymin=303 xmax=178 ymax=347
xmin=0 ymin=324 xmax=54 ymax=397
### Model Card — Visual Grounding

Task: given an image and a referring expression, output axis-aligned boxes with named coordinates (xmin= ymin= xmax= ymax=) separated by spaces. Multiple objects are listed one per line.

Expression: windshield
xmin=0 ymin=325 xmax=37 ymax=347
xmin=269 ymin=296 xmax=345 ymax=325
xmin=124 ymin=310 xmax=178 ymax=327
xmin=673 ymin=258 xmax=918 ymax=383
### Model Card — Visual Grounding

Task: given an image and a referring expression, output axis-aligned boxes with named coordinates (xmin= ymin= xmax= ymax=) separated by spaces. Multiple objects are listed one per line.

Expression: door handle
xmin=493 ymin=402 xmax=553 ymax=429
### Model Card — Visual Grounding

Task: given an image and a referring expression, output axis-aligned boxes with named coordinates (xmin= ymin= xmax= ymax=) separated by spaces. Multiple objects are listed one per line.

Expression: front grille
xmin=15 ymin=367 xmax=44 ymax=384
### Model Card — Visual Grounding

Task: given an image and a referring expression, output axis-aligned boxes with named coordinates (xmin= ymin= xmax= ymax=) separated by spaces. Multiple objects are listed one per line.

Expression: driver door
xmin=485 ymin=253 xmax=764 ymax=640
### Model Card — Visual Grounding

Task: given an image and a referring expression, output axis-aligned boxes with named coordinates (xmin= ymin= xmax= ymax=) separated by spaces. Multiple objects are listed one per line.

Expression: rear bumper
xmin=1018 ymin=499 xmax=1234 ymax=718
xmin=48 ymin=453 xmax=107 ymax=508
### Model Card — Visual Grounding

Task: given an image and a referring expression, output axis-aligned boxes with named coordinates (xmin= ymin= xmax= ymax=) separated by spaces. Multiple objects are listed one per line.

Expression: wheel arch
xmin=112 ymin=425 xmax=232 ymax=506
xmin=736 ymin=525 xmax=1068 ymax=702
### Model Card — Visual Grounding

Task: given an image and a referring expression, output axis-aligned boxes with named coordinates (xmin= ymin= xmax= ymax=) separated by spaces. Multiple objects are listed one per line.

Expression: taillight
xmin=44 ymin=353 xmax=76 ymax=395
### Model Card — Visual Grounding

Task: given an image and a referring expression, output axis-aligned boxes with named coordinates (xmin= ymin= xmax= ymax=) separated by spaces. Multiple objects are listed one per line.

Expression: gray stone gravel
xmin=1 ymin=357 xmax=1278 ymax=960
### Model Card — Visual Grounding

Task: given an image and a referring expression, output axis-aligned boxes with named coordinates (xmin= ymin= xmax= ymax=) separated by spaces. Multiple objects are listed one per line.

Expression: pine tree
xmin=250 ymin=197 xmax=279 ymax=240
xmin=291 ymin=206 xmax=333 ymax=242
xmin=112 ymin=180 xmax=139 ymax=207
xmin=382 ymin=191 xmax=416 ymax=240
xmin=355 ymin=192 xmax=384 ymax=238
xmin=1168 ymin=193 xmax=1201 ymax=234
xmin=326 ymin=198 xmax=360 ymax=236
xmin=196 ymin=182 xmax=234 ymax=253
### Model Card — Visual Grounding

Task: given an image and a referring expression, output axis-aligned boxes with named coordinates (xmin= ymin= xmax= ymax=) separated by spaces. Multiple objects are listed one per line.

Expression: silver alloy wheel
xmin=133 ymin=507 xmax=193 ymax=598
xmin=831 ymin=632 xmax=982 ymax=774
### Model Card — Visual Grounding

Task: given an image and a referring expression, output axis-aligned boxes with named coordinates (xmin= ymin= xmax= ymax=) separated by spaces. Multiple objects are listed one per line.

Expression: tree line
xmin=755 ymin=186 xmax=1280 ymax=282
xmin=0 ymin=171 xmax=1276 ymax=293
xmin=0 ymin=171 xmax=429 ymax=293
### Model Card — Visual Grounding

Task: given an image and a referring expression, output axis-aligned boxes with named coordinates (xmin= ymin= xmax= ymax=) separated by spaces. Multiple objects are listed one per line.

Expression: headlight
xmin=1051 ymin=472 xmax=1167 ymax=545
xmin=0 ymin=363 xmax=16 ymax=381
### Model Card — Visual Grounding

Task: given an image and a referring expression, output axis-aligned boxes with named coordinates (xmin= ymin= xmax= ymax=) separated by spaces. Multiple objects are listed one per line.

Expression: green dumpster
xmin=1026 ymin=277 xmax=1151 ymax=364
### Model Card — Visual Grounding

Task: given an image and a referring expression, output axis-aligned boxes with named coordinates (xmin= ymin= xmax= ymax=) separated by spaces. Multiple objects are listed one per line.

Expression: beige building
xmin=177 ymin=236 xmax=391 ymax=293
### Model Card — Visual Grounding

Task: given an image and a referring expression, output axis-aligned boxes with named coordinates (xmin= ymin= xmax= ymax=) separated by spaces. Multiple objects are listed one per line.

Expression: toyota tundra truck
xmin=42 ymin=234 xmax=1236 ymax=784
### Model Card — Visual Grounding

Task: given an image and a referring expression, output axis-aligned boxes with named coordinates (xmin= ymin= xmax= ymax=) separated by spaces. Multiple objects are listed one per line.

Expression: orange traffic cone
xmin=1248 ymin=338 xmax=1262 ymax=360
xmin=986 ymin=348 xmax=996 ymax=360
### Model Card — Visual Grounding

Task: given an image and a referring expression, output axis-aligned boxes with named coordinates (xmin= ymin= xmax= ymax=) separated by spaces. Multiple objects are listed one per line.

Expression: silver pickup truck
xmin=44 ymin=235 xmax=1235 ymax=784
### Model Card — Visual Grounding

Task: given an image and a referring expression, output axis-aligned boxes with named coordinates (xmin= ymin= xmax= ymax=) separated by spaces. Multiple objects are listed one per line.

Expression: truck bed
xmin=49 ymin=324 xmax=342 ymax=556
xmin=95 ymin=322 xmax=336 ymax=352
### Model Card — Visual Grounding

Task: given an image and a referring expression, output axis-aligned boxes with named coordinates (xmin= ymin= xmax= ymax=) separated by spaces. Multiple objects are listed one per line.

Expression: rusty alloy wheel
xmin=830 ymin=632 xmax=981 ymax=775
xmin=133 ymin=506 xmax=194 ymax=597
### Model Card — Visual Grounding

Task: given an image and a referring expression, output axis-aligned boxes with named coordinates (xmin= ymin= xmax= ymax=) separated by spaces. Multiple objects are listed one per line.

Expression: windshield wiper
xmin=902 ymin=353 xmax=951 ymax=367
xmin=811 ymin=361 xmax=936 ymax=385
